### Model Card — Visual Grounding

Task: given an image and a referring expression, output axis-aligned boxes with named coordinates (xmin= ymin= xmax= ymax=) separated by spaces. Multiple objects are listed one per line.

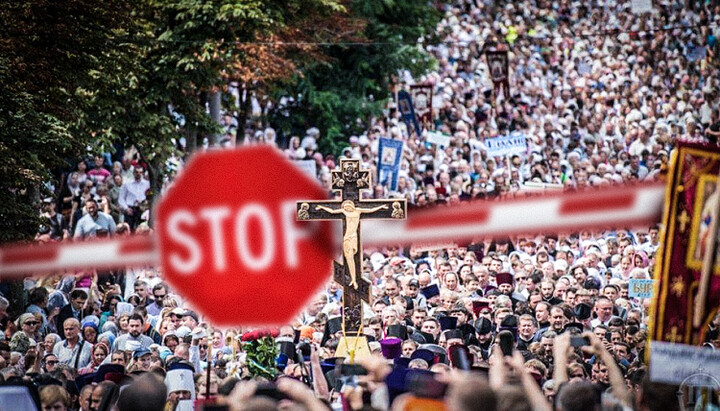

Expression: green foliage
xmin=268 ymin=0 xmax=440 ymax=156
xmin=0 ymin=0 xmax=130 ymax=242
xmin=0 ymin=0 xmax=433 ymax=241
xmin=243 ymin=336 xmax=279 ymax=380
xmin=0 ymin=0 xmax=346 ymax=241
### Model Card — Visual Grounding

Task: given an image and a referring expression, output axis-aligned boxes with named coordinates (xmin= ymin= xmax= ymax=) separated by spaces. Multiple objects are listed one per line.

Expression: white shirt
xmin=119 ymin=178 xmax=150 ymax=210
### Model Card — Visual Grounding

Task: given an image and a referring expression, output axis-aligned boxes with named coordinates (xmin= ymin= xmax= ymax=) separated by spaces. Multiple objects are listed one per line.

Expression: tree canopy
xmin=0 ymin=0 xmax=439 ymax=243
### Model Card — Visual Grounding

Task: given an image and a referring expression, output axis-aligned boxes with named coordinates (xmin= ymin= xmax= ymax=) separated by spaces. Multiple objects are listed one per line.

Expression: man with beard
xmin=74 ymin=198 xmax=116 ymax=239
xmin=112 ymin=313 xmax=154 ymax=352
xmin=539 ymin=281 xmax=564 ymax=305
xmin=495 ymin=272 xmax=527 ymax=307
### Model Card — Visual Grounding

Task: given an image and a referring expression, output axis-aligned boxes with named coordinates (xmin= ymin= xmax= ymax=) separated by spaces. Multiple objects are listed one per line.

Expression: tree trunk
xmin=209 ymin=90 xmax=222 ymax=146
xmin=146 ymin=156 xmax=163 ymax=228
xmin=185 ymin=125 xmax=198 ymax=156
xmin=235 ymin=84 xmax=253 ymax=145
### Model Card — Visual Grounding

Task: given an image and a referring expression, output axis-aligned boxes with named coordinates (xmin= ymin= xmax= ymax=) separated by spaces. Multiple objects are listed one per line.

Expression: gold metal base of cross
xmin=336 ymin=334 xmax=371 ymax=364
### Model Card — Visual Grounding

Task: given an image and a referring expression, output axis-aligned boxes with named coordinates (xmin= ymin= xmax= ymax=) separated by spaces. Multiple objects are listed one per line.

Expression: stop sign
xmin=155 ymin=146 xmax=334 ymax=326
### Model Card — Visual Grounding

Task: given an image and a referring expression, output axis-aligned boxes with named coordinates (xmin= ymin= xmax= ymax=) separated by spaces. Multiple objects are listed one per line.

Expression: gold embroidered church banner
xmin=651 ymin=141 xmax=720 ymax=345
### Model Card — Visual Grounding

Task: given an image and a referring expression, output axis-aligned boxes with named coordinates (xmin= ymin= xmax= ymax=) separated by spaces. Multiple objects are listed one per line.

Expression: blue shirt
xmin=74 ymin=211 xmax=116 ymax=239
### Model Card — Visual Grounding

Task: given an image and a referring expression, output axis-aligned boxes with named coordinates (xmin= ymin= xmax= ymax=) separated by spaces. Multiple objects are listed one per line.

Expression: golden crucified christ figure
xmin=315 ymin=200 xmax=388 ymax=288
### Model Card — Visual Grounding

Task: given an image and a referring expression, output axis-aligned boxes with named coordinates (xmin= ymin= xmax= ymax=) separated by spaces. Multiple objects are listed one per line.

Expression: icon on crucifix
xmin=314 ymin=201 xmax=389 ymax=288
xmin=297 ymin=158 xmax=407 ymax=335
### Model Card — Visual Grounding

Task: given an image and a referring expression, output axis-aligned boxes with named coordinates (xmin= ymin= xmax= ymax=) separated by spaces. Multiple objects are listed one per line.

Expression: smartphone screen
xmin=498 ymin=330 xmax=514 ymax=356
xmin=570 ymin=336 xmax=590 ymax=347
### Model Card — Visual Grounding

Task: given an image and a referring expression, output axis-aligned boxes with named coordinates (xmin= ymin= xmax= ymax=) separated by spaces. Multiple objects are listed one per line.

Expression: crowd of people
xmin=4 ymin=0 xmax=720 ymax=410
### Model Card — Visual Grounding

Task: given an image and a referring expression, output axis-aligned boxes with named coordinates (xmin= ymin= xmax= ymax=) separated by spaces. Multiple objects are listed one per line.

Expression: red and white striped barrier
xmin=363 ymin=182 xmax=666 ymax=246
xmin=0 ymin=183 xmax=665 ymax=277
xmin=0 ymin=235 xmax=158 ymax=277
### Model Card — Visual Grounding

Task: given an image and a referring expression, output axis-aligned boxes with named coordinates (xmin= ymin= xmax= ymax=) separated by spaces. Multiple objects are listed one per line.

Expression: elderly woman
xmin=17 ymin=313 xmax=42 ymax=342
xmin=43 ymin=333 xmax=61 ymax=356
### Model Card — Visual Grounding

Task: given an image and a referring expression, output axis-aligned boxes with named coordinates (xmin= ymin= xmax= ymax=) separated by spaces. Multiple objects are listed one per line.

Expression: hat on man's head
xmin=75 ymin=372 xmax=97 ymax=392
xmin=573 ymin=303 xmax=593 ymax=321
xmin=386 ymin=324 xmax=409 ymax=340
xmin=166 ymin=367 xmax=196 ymax=400
xmin=167 ymin=361 xmax=195 ymax=373
xmin=299 ymin=326 xmax=315 ymax=340
xmin=419 ymin=344 xmax=447 ymax=364
xmin=444 ymin=329 xmax=464 ymax=341
xmin=380 ymin=338 xmax=403 ymax=359
xmin=458 ymin=323 xmax=476 ymax=337
xmin=175 ymin=326 xmax=191 ymax=339
xmin=420 ymin=284 xmax=440 ymax=299
xmin=584 ymin=276 xmax=602 ymax=290
xmin=133 ymin=347 xmax=152 ymax=360
xmin=321 ymin=316 xmax=343 ymax=346
xmin=394 ymin=357 xmax=411 ymax=368
xmin=438 ymin=316 xmax=458 ymax=331
xmin=496 ymin=272 xmax=514 ymax=286
xmin=182 ymin=310 xmax=199 ymax=323
xmin=408 ymin=279 xmax=419 ymax=288
xmin=472 ymin=300 xmax=491 ymax=316
xmin=410 ymin=348 xmax=436 ymax=364
xmin=448 ymin=344 xmax=474 ymax=369
xmin=94 ymin=364 xmax=125 ymax=383
xmin=475 ymin=318 xmax=493 ymax=335
xmin=417 ymin=331 xmax=436 ymax=345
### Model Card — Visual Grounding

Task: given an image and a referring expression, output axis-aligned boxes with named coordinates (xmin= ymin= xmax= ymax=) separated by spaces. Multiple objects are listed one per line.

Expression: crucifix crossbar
xmin=297 ymin=158 xmax=406 ymax=332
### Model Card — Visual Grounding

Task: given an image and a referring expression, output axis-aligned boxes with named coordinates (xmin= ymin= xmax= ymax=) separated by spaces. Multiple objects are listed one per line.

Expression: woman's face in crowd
xmin=94 ymin=347 xmax=107 ymax=364
xmin=620 ymin=256 xmax=632 ymax=272
xmin=119 ymin=316 xmax=129 ymax=331
xmin=444 ymin=273 xmax=458 ymax=290
xmin=84 ymin=327 xmax=97 ymax=342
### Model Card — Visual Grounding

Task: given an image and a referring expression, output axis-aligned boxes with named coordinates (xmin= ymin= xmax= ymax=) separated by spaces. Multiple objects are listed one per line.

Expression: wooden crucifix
xmin=297 ymin=158 xmax=407 ymax=333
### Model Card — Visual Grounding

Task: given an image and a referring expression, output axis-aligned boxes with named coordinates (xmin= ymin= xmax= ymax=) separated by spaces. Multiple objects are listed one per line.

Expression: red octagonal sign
xmin=156 ymin=146 xmax=334 ymax=326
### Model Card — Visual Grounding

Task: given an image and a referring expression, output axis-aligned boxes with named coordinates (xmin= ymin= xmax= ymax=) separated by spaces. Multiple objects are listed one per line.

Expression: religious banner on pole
xmin=397 ymin=90 xmax=421 ymax=136
xmin=410 ymin=84 xmax=433 ymax=128
xmin=486 ymin=50 xmax=510 ymax=100
xmin=650 ymin=141 xmax=720 ymax=346
xmin=378 ymin=138 xmax=404 ymax=191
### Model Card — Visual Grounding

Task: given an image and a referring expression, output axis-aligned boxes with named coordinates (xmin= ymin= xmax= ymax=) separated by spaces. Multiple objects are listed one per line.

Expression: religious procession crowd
xmin=4 ymin=0 xmax=720 ymax=410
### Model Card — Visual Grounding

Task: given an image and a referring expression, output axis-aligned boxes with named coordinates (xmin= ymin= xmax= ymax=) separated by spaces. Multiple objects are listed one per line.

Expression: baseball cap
xmin=133 ymin=347 xmax=151 ymax=359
